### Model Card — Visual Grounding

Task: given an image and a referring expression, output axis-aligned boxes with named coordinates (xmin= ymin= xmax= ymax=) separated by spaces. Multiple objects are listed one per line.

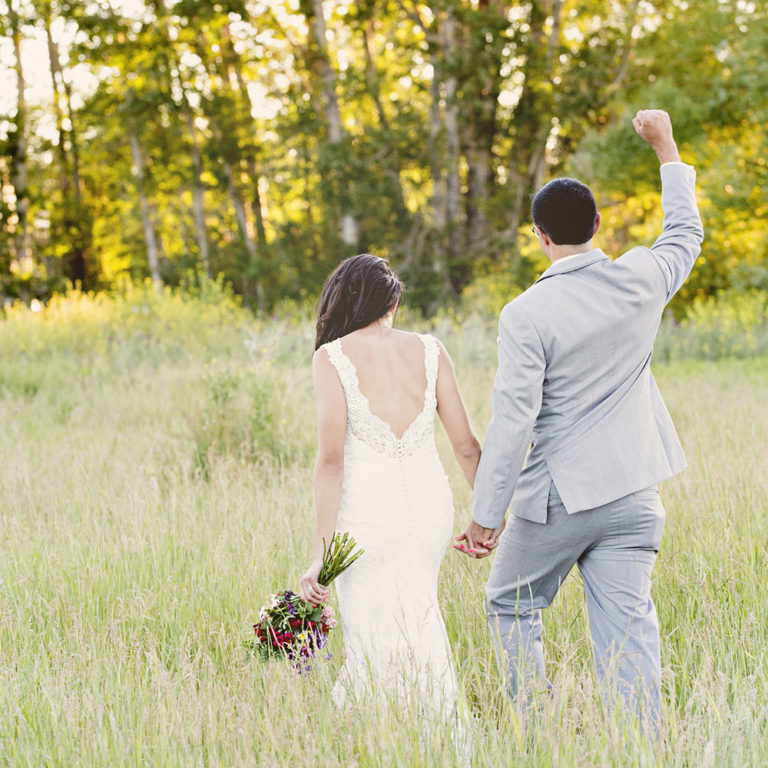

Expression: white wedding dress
xmin=322 ymin=333 xmax=458 ymax=717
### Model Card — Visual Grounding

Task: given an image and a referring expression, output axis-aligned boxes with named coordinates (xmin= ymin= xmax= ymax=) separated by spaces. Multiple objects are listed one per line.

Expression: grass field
xmin=1 ymin=288 xmax=766 ymax=767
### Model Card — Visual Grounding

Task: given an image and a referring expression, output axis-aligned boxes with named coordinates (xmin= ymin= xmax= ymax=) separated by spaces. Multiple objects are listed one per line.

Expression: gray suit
xmin=473 ymin=163 xmax=704 ymax=722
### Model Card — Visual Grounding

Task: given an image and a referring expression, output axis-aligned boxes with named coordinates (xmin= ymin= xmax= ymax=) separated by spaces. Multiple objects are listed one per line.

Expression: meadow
xmin=1 ymin=283 xmax=766 ymax=767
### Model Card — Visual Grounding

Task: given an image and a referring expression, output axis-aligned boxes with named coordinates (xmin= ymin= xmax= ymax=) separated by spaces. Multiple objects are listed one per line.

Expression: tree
xmin=7 ymin=0 xmax=32 ymax=272
xmin=302 ymin=0 xmax=359 ymax=248
xmin=37 ymin=0 xmax=90 ymax=288
xmin=2 ymin=0 xmax=767 ymax=314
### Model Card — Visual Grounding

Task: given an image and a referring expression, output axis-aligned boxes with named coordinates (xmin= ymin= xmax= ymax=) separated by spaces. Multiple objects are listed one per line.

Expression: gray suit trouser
xmin=486 ymin=483 xmax=665 ymax=725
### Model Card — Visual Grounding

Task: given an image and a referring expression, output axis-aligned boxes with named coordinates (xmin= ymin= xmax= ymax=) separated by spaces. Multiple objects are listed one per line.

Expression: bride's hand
xmin=299 ymin=559 xmax=329 ymax=605
xmin=454 ymin=519 xmax=505 ymax=559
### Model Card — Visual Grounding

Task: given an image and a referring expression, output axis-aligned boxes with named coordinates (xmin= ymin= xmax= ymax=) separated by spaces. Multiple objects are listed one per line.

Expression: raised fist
xmin=632 ymin=110 xmax=674 ymax=146
xmin=632 ymin=109 xmax=680 ymax=163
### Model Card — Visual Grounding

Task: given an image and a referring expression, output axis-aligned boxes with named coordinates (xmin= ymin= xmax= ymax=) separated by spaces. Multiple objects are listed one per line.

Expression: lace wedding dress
xmin=322 ymin=333 xmax=458 ymax=717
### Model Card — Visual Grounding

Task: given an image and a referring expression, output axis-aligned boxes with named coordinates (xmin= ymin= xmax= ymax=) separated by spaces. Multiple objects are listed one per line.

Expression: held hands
xmin=299 ymin=558 xmax=330 ymax=606
xmin=632 ymin=109 xmax=681 ymax=164
xmin=454 ymin=518 xmax=506 ymax=559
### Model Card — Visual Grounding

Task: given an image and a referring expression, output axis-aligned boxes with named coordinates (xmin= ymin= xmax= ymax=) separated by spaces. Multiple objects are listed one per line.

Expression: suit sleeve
xmin=472 ymin=303 xmax=545 ymax=529
xmin=648 ymin=163 xmax=705 ymax=301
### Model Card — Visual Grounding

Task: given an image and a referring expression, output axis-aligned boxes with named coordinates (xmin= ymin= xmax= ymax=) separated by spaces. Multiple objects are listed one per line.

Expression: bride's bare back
xmin=336 ymin=328 xmax=428 ymax=439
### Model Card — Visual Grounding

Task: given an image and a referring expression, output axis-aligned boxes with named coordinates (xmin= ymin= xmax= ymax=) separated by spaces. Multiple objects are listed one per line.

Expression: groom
xmin=457 ymin=110 xmax=704 ymax=724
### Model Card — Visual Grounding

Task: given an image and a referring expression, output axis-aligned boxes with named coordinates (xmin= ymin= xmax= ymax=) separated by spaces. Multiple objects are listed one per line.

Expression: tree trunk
xmin=9 ymin=1 xmax=31 ymax=268
xmin=195 ymin=25 xmax=264 ymax=301
xmin=465 ymin=144 xmax=493 ymax=251
xmin=362 ymin=16 xmax=389 ymax=131
xmin=63 ymin=78 xmax=86 ymax=258
xmin=172 ymin=57 xmax=211 ymax=277
xmin=226 ymin=34 xmax=269 ymax=259
xmin=155 ymin=3 xmax=211 ymax=277
xmin=463 ymin=0 xmax=506 ymax=262
xmin=441 ymin=4 xmax=463 ymax=290
xmin=428 ymin=60 xmax=447 ymax=244
xmin=360 ymin=14 xmax=408 ymax=218
xmin=246 ymin=158 xmax=269 ymax=254
xmin=45 ymin=20 xmax=69 ymax=191
xmin=223 ymin=159 xmax=258 ymax=265
xmin=307 ymin=0 xmax=358 ymax=247
xmin=128 ymin=130 xmax=162 ymax=284
xmin=183 ymin=105 xmax=212 ymax=278
xmin=44 ymin=12 xmax=89 ymax=287
xmin=507 ymin=0 xmax=561 ymax=241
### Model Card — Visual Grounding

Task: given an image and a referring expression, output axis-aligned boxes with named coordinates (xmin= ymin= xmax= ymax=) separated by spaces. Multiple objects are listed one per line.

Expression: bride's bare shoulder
xmin=397 ymin=329 xmax=449 ymax=352
xmin=391 ymin=328 xmax=425 ymax=342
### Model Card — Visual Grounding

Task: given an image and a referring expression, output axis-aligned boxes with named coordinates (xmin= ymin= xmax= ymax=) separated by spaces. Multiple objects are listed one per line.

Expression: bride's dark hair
xmin=315 ymin=253 xmax=404 ymax=350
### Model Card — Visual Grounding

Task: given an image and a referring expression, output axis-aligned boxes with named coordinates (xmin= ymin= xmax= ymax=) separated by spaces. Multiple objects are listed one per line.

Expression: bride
xmin=299 ymin=253 xmax=481 ymax=718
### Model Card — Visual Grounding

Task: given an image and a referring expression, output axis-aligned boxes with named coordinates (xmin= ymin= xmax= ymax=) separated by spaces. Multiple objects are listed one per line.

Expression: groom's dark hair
xmin=531 ymin=177 xmax=598 ymax=245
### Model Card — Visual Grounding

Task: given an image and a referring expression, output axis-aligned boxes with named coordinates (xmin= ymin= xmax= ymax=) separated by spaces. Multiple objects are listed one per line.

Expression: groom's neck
xmin=548 ymin=239 xmax=595 ymax=263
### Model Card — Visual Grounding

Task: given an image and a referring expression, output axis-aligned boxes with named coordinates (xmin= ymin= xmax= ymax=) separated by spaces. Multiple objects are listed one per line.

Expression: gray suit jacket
xmin=473 ymin=163 xmax=704 ymax=528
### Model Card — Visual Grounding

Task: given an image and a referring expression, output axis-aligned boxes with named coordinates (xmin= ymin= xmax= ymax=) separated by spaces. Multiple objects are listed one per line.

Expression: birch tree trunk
xmin=9 ymin=1 xmax=31 ymax=268
xmin=62 ymin=78 xmax=87 ymax=284
xmin=360 ymin=14 xmax=408 ymax=218
xmin=428 ymin=69 xmax=446 ymax=234
xmin=174 ymin=70 xmax=211 ymax=278
xmin=441 ymin=5 xmax=462 ymax=288
xmin=308 ymin=0 xmax=358 ymax=247
xmin=156 ymin=3 xmax=211 ymax=277
xmin=128 ymin=130 xmax=162 ymax=284
xmin=222 ymin=25 xmax=269 ymax=304
xmin=427 ymin=60 xmax=449 ymax=289
xmin=422 ymin=5 xmax=462 ymax=303
xmin=507 ymin=0 xmax=562 ymax=246
xmin=45 ymin=20 xmax=69 ymax=190
xmin=44 ymin=11 xmax=89 ymax=287
xmin=195 ymin=26 xmax=263 ymax=300
xmin=228 ymin=78 xmax=269 ymax=257
xmin=223 ymin=159 xmax=258 ymax=266
xmin=187 ymin=111 xmax=212 ymax=277
xmin=463 ymin=0 xmax=506 ymax=261
xmin=246 ymin=158 xmax=269 ymax=256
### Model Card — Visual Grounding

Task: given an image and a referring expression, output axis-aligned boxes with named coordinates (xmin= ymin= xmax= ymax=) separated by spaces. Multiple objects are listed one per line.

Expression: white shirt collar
xmin=550 ymin=251 xmax=585 ymax=266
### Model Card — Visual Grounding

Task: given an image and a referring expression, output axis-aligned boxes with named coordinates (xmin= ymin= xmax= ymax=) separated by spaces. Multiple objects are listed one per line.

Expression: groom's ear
xmin=593 ymin=212 xmax=602 ymax=237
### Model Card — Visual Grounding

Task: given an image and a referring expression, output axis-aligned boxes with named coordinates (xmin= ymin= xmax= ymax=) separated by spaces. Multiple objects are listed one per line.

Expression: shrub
xmin=0 ymin=276 xmax=254 ymax=364
xmin=657 ymin=289 xmax=768 ymax=361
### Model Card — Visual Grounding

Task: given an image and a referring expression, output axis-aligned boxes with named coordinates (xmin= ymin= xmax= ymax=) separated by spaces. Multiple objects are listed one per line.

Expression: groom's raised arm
xmin=646 ymin=163 xmax=704 ymax=301
xmin=472 ymin=302 xmax=545 ymax=530
xmin=632 ymin=109 xmax=704 ymax=301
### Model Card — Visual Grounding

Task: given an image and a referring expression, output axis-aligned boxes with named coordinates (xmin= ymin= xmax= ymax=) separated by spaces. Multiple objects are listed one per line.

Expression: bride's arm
xmin=434 ymin=339 xmax=482 ymax=488
xmin=299 ymin=348 xmax=347 ymax=605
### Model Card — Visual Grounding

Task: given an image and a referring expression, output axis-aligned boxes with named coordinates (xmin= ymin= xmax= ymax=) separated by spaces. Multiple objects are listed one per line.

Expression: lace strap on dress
xmin=323 ymin=339 xmax=358 ymax=403
xmin=417 ymin=333 xmax=440 ymax=408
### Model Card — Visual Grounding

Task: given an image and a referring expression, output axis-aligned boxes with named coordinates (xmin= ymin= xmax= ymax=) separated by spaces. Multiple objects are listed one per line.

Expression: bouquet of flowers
xmin=252 ymin=532 xmax=363 ymax=672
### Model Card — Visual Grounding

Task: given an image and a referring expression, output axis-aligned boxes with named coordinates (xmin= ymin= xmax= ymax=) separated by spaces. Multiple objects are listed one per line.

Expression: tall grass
xmin=1 ymin=284 xmax=766 ymax=766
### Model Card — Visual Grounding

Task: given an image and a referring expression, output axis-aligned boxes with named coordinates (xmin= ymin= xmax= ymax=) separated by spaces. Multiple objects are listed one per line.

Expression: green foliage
xmin=187 ymin=364 xmax=298 ymax=479
xmin=5 ymin=0 xmax=766 ymax=315
xmin=568 ymin=2 xmax=768 ymax=311
xmin=0 ymin=275 xmax=249 ymax=362
xmin=458 ymin=268 xmax=525 ymax=319
xmin=657 ymin=289 xmax=768 ymax=361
